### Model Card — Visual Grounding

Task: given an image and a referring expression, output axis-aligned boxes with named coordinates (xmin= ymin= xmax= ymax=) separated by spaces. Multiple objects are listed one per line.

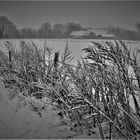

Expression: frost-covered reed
xmin=0 ymin=40 xmax=140 ymax=139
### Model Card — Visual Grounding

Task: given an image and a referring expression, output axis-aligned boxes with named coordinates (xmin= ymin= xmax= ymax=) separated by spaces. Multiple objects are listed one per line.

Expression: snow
xmin=0 ymin=79 xmax=66 ymax=139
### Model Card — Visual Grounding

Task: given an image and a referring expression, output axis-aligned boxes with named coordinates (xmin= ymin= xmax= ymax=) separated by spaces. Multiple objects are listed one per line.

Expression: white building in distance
xmin=70 ymin=30 xmax=90 ymax=39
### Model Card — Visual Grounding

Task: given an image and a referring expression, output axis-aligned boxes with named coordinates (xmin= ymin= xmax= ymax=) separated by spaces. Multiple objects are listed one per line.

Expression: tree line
xmin=0 ymin=16 xmax=140 ymax=40
xmin=0 ymin=16 xmax=85 ymax=39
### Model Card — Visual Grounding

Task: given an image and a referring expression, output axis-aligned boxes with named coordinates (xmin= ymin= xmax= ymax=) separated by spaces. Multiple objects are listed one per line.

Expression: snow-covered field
xmin=0 ymin=39 xmax=140 ymax=138
xmin=0 ymin=39 xmax=140 ymax=65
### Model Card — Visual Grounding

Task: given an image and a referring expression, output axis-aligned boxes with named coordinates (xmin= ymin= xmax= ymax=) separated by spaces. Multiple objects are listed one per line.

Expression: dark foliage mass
xmin=0 ymin=16 xmax=140 ymax=40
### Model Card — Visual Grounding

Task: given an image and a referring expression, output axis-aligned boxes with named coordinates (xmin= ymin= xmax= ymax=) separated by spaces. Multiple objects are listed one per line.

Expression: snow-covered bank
xmin=0 ymin=79 xmax=65 ymax=139
xmin=0 ymin=79 xmax=100 ymax=139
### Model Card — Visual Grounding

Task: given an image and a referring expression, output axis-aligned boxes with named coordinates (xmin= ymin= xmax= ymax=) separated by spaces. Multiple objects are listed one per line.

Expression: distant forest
xmin=0 ymin=16 xmax=140 ymax=40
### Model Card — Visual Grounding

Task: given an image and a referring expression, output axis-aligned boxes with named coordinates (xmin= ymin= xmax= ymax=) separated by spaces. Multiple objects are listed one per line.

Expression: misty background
xmin=0 ymin=1 xmax=140 ymax=40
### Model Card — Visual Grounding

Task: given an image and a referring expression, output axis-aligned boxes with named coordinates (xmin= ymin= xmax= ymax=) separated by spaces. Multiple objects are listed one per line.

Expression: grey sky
xmin=0 ymin=1 xmax=140 ymax=30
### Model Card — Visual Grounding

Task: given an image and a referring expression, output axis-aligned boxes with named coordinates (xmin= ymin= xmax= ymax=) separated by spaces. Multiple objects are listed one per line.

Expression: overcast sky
xmin=0 ymin=1 xmax=140 ymax=31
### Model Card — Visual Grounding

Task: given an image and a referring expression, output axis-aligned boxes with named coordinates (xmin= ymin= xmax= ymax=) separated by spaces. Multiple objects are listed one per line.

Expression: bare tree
xmin=0 ymin=16 xmax=19 ymax=38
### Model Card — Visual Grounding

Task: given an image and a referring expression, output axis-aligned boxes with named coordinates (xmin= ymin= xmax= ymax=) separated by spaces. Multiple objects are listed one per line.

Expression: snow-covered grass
xmin=0 ymin=39 xmax=140 ymax=139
